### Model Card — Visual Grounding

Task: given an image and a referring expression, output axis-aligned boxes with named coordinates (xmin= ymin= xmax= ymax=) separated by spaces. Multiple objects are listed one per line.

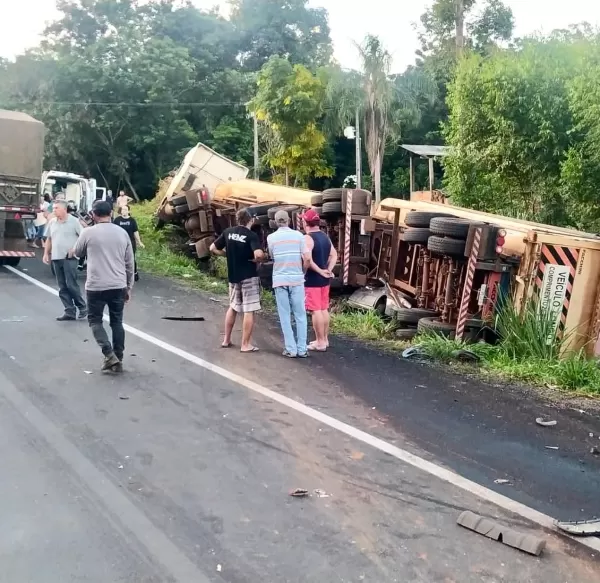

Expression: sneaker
xmin=101 ymin=353 xmax=120 ymax=371
xmin=297 ymin=352 xmax=309 ymax=358
xmin=56 ymin=314 xmax=76 ymax=321
xmin=110 ymin=361 xmax=123 ymax=374
xmin=77 ymin=311 xmax=88 ymax=320
xmin=282 ymin=350 xmax=297 ymax=358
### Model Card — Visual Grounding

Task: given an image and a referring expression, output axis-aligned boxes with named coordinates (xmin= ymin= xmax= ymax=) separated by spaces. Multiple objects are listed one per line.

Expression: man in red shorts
xmin=302 ymin=209 xmax=337 ymax=351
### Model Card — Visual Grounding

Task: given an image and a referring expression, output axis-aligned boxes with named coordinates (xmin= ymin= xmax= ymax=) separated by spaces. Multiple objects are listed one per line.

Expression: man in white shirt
xmin=43 ymin=201 xmax=87 ymax=321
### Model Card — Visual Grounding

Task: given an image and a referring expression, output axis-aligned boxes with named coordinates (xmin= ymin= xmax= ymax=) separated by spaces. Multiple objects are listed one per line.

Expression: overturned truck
xmin=157 ymin=143 xmax=600 ymax=355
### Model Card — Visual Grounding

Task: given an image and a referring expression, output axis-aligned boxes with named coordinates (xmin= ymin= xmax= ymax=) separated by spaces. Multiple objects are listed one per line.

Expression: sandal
xmin=241 ymin=346 xmax=260 ymax=353
xmin=221 ymin=342 xmax=233 ymax=348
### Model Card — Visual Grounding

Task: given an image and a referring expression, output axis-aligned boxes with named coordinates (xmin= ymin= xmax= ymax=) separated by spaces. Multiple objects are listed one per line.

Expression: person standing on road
xmin=71 ymin=200 xmax=134 ymax=373
xmin=113 ymin=205 xmax=144 ymax=282
xmin=210 ymin=208 xmax=264 ymax=353
xmin=302 ymin=209 xmax=337 ymax=351
xmin=267 ymin=210 xmax=311 ymax=358
xmin=42 ymin=200 xmax=87 ymax=321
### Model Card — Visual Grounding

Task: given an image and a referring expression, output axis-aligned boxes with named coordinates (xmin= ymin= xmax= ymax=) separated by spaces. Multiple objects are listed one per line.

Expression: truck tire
xmin=429 ymin=217 xmax=472 ymax=238
xmin=427 ymin=235 xmax=466 ymax=256
xmin=322 ymin=201 xmax=343 ymax=215
xmin=0 ymin=257 xmax=20 ymax=267
xmin=267 ymin=204 xmax=299 ymax=219
xmin=394 ymin=308 xmax=439 ymax=325
xmin=405 ymin=211 xmax=452 ymax=228
xmin=175 ymin=203 xmax=190 ymax=214
xmin=311 ymin=205 xmax=323 ymax=215
xmin=246 ymin=202 xmax=280 ymax=216
xmin=254 ymin=214 xmax=270 ymax=225
xmin=402 ymin=228 xmax=431 ymax=244
xmin=311 ymin=194 xmax=323 ymax=206
xmin=322 ymin=190 xmax=343 ymax=202
xmin=395 ymin=328 xmax=418 ymax=340
xmin=417 ymin=317 xmax=456 ymax=338
xmin=171 ymin=193 xmax=188 ymax=207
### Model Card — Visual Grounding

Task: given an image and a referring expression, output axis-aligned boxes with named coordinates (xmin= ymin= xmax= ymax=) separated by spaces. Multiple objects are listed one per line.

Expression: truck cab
xmin=41 ymin=171 xmax=104 ymax=214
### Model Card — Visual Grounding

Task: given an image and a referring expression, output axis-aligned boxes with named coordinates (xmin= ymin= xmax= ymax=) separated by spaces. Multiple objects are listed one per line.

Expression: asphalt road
xmin=0 ymin=258 xmax=599 ymax=582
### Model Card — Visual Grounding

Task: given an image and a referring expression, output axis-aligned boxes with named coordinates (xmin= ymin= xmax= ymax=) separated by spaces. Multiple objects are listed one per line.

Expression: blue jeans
xmin=274 ymin=285 xmax=307 ymax=356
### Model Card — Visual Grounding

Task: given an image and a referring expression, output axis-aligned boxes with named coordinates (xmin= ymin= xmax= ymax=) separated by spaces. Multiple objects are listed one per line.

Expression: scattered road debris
xmin=130 ymin=353 xmax=137 ymax=357
xmin=545 ymin=446 xmax=559 ymax=450
xmin=209 ymin=297 xmax=222 ymax=303
xmin=457 ymin=510 xmax=546 ymax=556
xmin=118 ymin=464 xmax=124 ymax=469
xmin=536 ymin=417 xmax=557 ymax=427
xmin=84 ymin=370 xmax=93 ymax=375
xmin=151 ymin=358 xmax=156 ymax=363
xmin=494 ymin=479 xmax=511 ymax=485
xmin=1 ymin=317 xmax=24 ymax=322
xmin=9 ymin=356 xmax=15 ymax=360
xmin=119 ymin=395 xmax=130 ymax=400
xmin=589 ymin=432 xmax=594 ymax=438
xmin=350 ymin=451 xmax=365 ymax=461
xmin=555 ymin=518 xmax=600 ymax=536
xmin=289 ymin=488 xmax=309 ymax=498
xmin=590 ymin=446 xmax=600 ymax=455
xmin=161 ymin=316 xmax=205 ymax=321
xmin=402 ymin=345 xmax=429 ymax=360
xmin=216 ymin=564 xmax=222 ymax=572
xmin=314 ymin=489 xmax=330 ymax=498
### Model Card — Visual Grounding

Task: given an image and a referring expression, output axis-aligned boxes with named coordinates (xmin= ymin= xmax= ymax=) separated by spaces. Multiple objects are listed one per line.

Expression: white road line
xmin=6 ymin=265 xmax=600 ymax=554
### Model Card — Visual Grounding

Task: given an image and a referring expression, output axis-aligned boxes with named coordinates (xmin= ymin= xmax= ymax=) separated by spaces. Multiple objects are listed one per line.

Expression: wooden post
xmin=409 ymin=155 xmax=414 ymax=196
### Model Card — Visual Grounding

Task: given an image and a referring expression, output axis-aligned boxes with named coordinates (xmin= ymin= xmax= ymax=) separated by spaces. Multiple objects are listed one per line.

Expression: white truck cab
xmin=41 ymin=171 xmax=106 ymax=213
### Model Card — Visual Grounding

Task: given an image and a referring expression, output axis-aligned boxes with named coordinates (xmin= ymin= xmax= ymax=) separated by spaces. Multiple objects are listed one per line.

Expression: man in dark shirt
xmin=210 ymin=208 xmax=264 ymax=352
xmin=113 ymin=205 xmax=144 ymax=281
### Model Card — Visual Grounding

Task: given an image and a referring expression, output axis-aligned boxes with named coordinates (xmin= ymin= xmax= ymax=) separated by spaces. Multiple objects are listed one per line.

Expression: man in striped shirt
xmin=267 ymin=210 xmax=311 ymax=358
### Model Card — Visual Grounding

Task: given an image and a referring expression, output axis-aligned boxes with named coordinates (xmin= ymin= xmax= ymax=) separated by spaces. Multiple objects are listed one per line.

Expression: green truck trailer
xmin=0 ymin=109 xmax=45 ymax=266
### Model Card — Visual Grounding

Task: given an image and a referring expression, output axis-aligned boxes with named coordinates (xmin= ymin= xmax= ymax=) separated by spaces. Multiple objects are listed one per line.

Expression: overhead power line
xmin=4 ymin=101 xmax=249 ymax=107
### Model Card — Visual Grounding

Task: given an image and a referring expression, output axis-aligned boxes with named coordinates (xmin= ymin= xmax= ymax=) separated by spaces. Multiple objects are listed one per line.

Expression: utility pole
xmin=355 ymin=108 xmax=362 ymax=189
xmin=455 ymin=0 xmax=465 ymax=57
xmin=253 ymin=115 xmax=259 ymax=180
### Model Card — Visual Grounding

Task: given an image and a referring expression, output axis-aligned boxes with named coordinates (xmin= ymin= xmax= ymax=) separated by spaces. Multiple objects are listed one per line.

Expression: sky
xmin=1 ymin=0 xmax=600 ymax=73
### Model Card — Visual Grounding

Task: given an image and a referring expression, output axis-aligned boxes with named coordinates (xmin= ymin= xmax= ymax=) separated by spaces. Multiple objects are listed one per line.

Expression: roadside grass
xmin=416 ymin=299 xmax=600 ymax=396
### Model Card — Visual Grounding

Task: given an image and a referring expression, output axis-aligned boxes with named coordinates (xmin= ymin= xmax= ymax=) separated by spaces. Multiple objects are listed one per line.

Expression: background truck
xmin=0 ymin=109 xmax=45 ymax=267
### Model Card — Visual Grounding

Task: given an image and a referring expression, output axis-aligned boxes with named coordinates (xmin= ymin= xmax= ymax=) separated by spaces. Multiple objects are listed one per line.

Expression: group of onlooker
xmin=210 ymin=207 xmax=336 ymax=357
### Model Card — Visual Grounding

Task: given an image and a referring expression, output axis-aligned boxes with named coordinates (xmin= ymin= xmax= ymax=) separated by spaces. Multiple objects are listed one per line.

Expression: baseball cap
xmin=274 ymin=209 xmax=290 ymax=224
xmin=301 ymin=208 xmax=320 ymax=222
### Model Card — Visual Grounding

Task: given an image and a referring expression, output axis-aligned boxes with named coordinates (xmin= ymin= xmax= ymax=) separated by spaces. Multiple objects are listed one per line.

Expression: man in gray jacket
xmin=72 ymin=200 xmax=134 ymax=373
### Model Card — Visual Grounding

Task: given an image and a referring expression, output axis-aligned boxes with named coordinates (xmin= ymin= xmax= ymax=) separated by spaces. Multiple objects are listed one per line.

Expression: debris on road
xmin=1 ymin=317 xmax=24 ymax=322
xmin=119 ymin=395 xmax=130 ymax=400
xmin=314 ymin=489 xmax=330 ymax=498
xmin=216 ymin=564 xmax=222 ymax=572
xmin=84 ymin=370 xmax=93 ymax=375
xmin=402 ymin=345 xmax=429 ymax=360
xmin=545 ymin=446 xmax=559 ymax=450
xmin=161 ymin=316 xmax=205 ymax=321
xmin=9 ymin=356 xmax=15 ymax=360
xmin=555 ymin=518 xmax=600 ymax=536
xmin=590 ymin=446 xmax=600 ymax=455
xmin=494 ymin=479 xmax=511 ymax=485
xmin=457 ymin=510 xmax=546 ymax=556
xmin=289 ymin=488 xmax=309 ymax=497
xmin=209 ymin=297 xmax=222 ymax=303
xmin=536 ymin=417 xmax=557 ymax=427
xmin=118 ymin=464 xmax=124 ymax=469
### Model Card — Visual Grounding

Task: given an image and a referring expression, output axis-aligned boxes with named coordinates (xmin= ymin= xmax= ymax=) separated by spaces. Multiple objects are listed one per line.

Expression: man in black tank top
xmin=302 ymin=209 xmax=337 ymax=351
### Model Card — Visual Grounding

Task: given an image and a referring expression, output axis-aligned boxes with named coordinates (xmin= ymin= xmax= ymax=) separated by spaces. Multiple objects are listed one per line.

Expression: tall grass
xmin=417 ymin=297 xmax=600 ymax=395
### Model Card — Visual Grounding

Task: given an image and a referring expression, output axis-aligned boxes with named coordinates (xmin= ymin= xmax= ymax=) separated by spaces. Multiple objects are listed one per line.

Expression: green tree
xmin=443 ymin=38 xmax=589 ymax=225
xmin=248 ymin=56 xmax=331 ymax=185
xmin=325 ymin=36 xmax=436 ymax=204
xmin=230 ymin=0 xmax=332 ymax=71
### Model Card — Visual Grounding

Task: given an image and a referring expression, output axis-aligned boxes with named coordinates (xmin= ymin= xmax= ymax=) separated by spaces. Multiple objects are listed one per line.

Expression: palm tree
xmin=325 ymin=35 xmax=436 ymax=205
